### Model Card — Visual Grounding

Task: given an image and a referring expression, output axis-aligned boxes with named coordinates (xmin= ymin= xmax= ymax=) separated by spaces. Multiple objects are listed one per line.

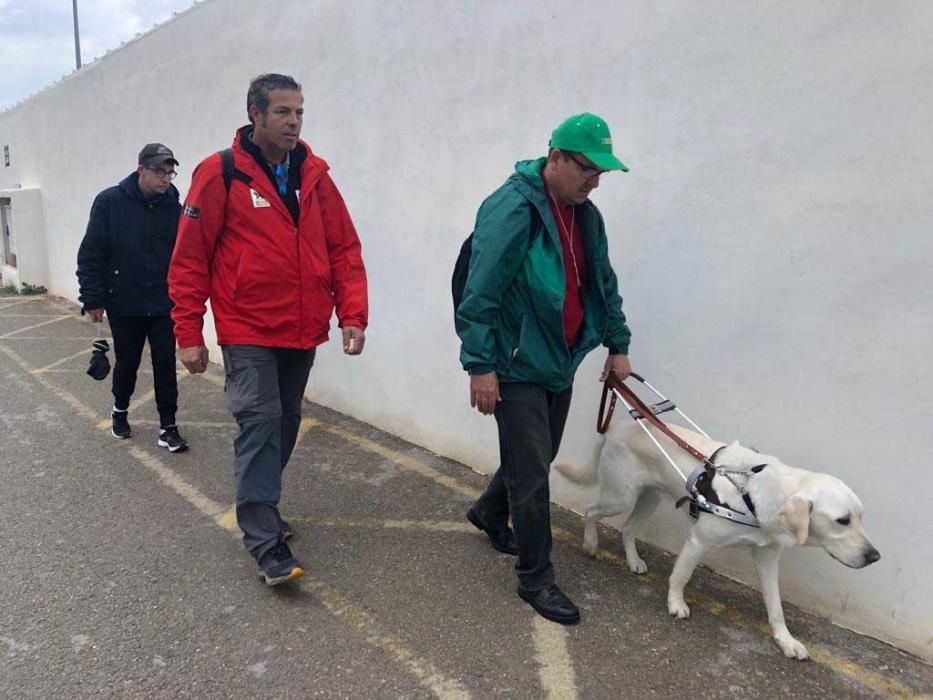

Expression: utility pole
xmin=72 ymin=0 xmax=82 ymax=69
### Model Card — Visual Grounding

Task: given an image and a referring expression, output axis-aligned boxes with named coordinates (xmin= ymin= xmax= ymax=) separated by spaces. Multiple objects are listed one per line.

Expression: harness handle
xmin=596 ymin=376 xmax=617 ymax=434
xmin=601 ymin=372 xmax=715 ymax=470
xmin=597 ymin=371 xmax=648 ymax=434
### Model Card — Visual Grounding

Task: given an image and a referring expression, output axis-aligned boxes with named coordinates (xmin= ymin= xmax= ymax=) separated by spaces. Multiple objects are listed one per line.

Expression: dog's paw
xmin=582 ymin=540 xmax=599 ymax=557
xmin=627 ymin=557 xmax=648 ymax=574
xmin=776 ymin=635 xmax=809 ymax=660
xmin=668 ymin=598 xmax=691 ymax=619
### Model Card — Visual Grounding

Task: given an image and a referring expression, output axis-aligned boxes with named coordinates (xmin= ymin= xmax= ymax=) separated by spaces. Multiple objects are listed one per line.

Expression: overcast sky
xmin=0 ymin=0 xmax=197 ymax=111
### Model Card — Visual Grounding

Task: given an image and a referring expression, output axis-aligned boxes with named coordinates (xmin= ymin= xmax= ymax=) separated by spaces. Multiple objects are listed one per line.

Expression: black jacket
xmin=76 ymin=172 xmax=181 ymax=316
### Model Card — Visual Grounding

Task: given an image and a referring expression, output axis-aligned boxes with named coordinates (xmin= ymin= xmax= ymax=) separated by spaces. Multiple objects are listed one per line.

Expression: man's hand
xmin=470 ymin=372 xmax=500 ymax=415
xmin=180 ymin=345 xmax=209 ymax=374
xmin=87 ymin=309 xmax=104 ymax=323
xmin=342 ymin=326 xmax=365 ymax=355
xmin=600 ymin=353 xmax=632 ymax=382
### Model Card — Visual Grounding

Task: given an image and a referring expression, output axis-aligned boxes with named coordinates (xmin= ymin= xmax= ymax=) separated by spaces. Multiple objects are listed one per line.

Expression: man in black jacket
xmin=76 ymin=144 xmax=188 ymax=452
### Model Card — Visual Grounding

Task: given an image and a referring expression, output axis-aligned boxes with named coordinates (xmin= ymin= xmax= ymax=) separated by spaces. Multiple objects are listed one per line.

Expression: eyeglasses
xmin=563 ymin=151 xmax=608 ymax=178
xmin=145 ymin=166 xmax=177 ymax=181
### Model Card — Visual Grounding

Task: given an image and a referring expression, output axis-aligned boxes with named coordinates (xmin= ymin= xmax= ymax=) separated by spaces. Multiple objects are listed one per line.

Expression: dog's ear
xmin=779 ymin=495 xmax=813 ymax=546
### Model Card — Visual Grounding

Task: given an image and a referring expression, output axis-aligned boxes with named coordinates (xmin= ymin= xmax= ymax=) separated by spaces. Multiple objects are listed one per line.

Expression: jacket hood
xmin=118 ymin=171 xmax=179 ymax=205
xmin=511 ymin=156 xmax=598 ymax=216
xmin=513 ymin=157 xmax=548 ymax=186
xmin=512 ymin=157 xmax=548 ymax=198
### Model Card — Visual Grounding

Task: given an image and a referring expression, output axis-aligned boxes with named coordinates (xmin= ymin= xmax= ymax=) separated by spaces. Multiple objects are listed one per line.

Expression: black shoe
xmin=111 ymin=410 xmax=131 ymax=439
xmin=517 ymin=584 xmax=581 ymax=625
xmin=157 ymin=425 xmax=189 ymax=453
xmin=257 ymin=542 xmax=305 ymax=586
xmin=467 ymin=507 xmax=518 ymax=555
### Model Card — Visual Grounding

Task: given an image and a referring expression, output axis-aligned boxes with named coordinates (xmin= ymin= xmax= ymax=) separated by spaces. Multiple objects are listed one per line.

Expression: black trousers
xmin=473 ymin=382 xmax=573 ymax=591
xmin=108 ymin=314 xmax=178 ymax=428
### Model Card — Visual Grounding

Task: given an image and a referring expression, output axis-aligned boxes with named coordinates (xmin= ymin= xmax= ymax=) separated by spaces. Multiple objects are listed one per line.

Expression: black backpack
xmin=451 ymin=232 xmax=475 ymax=316
xmin=451 ymin=207 xmax=541 ymax=319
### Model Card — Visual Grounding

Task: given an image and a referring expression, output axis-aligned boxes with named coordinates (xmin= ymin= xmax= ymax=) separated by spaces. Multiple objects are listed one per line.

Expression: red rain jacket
xmin=169 ymin=130 xmax=368 ymax=350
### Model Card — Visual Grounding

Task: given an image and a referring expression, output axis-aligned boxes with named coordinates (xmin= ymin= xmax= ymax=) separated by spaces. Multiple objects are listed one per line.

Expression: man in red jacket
xmin=169 ymin=73 xmax=368 ymax=586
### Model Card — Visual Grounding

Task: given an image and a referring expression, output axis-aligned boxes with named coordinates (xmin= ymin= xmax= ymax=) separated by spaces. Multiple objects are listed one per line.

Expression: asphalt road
xmin=0 ymin=296 xmax=930 ymax=699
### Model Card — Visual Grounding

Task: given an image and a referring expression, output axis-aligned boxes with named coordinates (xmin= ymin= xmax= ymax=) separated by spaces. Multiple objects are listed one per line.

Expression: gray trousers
xmin=221 ymin=345 xmax=315 ymax=561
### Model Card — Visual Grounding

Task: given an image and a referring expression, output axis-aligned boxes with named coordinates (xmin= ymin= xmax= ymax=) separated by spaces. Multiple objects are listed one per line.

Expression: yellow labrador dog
xmin=555 ymin=421 xmax=880 ymax=660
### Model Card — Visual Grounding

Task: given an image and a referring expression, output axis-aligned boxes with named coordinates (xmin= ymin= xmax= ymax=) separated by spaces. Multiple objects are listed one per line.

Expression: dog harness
xmin=598 ymin=372 xmax=764 ymax=529
xmin=679 ymin=447 xmax=764 ymax=528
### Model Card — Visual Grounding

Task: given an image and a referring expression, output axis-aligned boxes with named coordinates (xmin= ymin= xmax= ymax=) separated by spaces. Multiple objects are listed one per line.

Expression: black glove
xmin=86 ymin=338 xmax=111 ymax=381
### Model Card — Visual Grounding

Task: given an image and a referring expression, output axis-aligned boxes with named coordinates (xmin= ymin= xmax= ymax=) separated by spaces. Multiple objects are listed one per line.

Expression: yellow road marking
xmin=5 ymin=326 xmax=927 ymax=698
xmin=313 ymin=418 xmax=929 ymax=699
xmin=128 ymin=371 xmax=193 ymax=412
xmin=0 ymin=314 xmax=71 ymax=338
xmin=0 ymin=336 xmax=114 ymax=341
xmin=216 ymin=507 xmax=239 ymax=533
xmin=549 ymin=534 xmax=926 ymax=698
xmin=296 ymin=416 xmax=321 ymax=444
xmin=298 ymin=575 xmax=471 ymax=699
xmin=237 ymin=512 xmax=927 ymax=698
xmin=289 ymin=516 xmax=475 ymax=534
xmin=153 ymin=419 xmax=233 ymax=429
xmin=0 ymin=340 xmax=473 ymax=699
xmin=32 ymin=347 xmax=92 ymax=373
xmin=95 ymin=418 xmax=234 ymax=430
xmin=0 ymin=297 xmax=45 ymax=310
xmin=532 ymin=616 xmax=579 ymax=700
xmin=47 ymin=368 xmax=154 ymax=374
xmin=316 ymin=424 xmax=481 ymax=501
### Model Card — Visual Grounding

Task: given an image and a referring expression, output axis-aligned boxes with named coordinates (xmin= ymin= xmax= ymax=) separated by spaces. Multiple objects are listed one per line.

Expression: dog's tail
xmin=553 ymin=435 xmax=605 ymax=486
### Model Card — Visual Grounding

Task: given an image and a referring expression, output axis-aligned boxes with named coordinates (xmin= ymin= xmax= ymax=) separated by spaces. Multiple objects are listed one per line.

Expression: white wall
xmin=0 ymin=188 xmax=47 ymax=290
xmin=1 ymin=0 xmax=930 ymax=661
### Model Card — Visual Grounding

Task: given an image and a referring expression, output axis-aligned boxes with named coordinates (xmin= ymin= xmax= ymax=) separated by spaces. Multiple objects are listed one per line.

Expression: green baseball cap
xmin=549 ymin=112 xmax=629 ymax=172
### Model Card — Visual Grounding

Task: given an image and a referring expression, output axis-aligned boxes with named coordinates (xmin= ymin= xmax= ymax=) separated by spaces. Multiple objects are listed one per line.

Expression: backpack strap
xmin=218 ymin=149 xmax=252 ymax=192
xmin=213 ymin=149 xmax=252 ymax=256
xmin=220 ymin=148 xmax=234 ymax=193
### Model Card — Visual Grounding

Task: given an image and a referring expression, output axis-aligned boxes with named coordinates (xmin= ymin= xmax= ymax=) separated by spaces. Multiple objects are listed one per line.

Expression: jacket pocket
xmin=510 ymin=314 xmax=527 ymax=361
xmin=222 ymin=347 xmax=279 ymax=420
xmin=232 ymin=254 xmax=243 ymax=301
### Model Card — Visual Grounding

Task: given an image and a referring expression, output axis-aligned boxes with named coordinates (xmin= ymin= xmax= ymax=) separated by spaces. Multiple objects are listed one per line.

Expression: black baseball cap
xmin=138 ymin=143 xmax=179 ymax=167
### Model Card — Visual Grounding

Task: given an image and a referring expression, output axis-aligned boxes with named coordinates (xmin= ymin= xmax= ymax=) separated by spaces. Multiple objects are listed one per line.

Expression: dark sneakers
xmin=467 ymin=508 xmax=518 ymax=555
xmin=257 ymin=542 xmax=305 ymax=586
xmin=157 ymin=425 xmax=189 ymax=453
xmin=518 ymin=584 xmax=581 ymax=625
xmin=111 ymin=410 xmax=131 ymax=439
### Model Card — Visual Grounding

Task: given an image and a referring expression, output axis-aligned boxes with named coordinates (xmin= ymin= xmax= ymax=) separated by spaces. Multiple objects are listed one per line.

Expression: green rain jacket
xmin=457 ymin=157 xmax=631 ymax=393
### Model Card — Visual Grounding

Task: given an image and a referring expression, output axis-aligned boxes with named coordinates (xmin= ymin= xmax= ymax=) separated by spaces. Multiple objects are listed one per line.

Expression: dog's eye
xmin=836 ymin=517 xmax=851 ymax=526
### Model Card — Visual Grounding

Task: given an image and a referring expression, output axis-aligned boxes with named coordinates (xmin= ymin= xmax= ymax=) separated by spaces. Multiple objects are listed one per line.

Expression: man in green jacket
xmin=457 ymin=113 xmax=632 ymax=625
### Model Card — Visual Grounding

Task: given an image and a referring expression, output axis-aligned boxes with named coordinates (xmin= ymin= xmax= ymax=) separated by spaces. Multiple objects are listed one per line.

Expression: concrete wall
xmin=0 ymin=0 xmax=930 ymax=661
xmin=0 ymin=188 xmax=48 ymax=290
